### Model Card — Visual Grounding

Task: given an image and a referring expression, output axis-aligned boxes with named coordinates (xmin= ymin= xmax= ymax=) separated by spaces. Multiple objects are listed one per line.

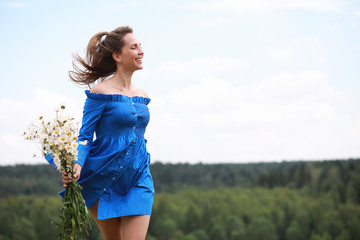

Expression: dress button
xmin=132 ymin=102 xmax=134 ymax=105
xmin=104 ymin=188 xmax=106 ymax=191
xmin=112 ymin=177 xmax=115 ymax=180
xmin=120 ymin=166 xmax=123 ymax=168
xmin=126 ymin=152 xmax=129 ymax=155
xmin=135 ymin=113 xmax=138 ymax=116
xmin=132 ymin=140 xmax=136 ymax=143
xmin=133 ymin=127 xmax=136 ymax=129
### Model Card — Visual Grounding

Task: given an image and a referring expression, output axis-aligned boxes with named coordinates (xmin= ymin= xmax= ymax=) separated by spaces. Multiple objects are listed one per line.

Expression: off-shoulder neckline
xmin=85 ymin=90 xmax=151 ymax=104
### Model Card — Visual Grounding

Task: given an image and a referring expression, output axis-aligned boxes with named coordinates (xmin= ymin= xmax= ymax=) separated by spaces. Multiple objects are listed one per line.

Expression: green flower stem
xmin=56 ymin=158 xmax=92 ymax=240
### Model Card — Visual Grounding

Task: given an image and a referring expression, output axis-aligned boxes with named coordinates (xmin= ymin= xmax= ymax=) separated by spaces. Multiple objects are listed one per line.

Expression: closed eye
xmin=130 ymin=43 xmax=142 ymax=49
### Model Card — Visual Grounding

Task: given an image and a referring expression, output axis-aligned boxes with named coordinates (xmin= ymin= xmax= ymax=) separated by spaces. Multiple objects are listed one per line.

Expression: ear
xmin=112 ymin=52 xmax=121 ymax=63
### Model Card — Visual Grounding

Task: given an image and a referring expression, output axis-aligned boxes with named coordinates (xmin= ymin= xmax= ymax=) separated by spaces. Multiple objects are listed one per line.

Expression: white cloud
xmin=299 ymin=36 xmax=321 ymax=46
xmin=0 ymin=133 xmax=20 ymax=147
xmin=268 ymin=36 xmax=321 ymax=61
xmin=146 ymin=70 xmax=360 ymax=163
xmin=137 ymin=56 xmax=249 ymax=92
xmin=268 ymin=46 xmax=294 ymax=60
xmin=0 ymin=88 xmax=82 ymax=165
xmin=151 ymin=57 xmax=248 ymax=78
xmin=191 ymin=0 xmax=344 ymax=13
xmin=2 ymin=74 xmax=359 ymax=165
xmin=330 ymin=23 xmax=342 ymax=31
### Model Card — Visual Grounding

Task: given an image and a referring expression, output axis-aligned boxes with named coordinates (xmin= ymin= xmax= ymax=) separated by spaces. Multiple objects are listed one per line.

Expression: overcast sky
xmin=1 ymin=0 xmax=360 ymax=165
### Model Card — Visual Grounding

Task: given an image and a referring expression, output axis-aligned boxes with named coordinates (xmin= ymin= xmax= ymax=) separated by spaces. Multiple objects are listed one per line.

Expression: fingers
xmin=62 ymin=175 xmax=72 ymax=188
xmin=73 ymin=169 xmax=79 ymax=180
xmin=62 ymin=171 xmax=72 ymax=187
xmin=73 ymin=164 xmax=82 ymax=181
xmin=61 ymin=164 xmax=82 ymax=188
xmin=73 ymin=174 xmax=80 ymax=181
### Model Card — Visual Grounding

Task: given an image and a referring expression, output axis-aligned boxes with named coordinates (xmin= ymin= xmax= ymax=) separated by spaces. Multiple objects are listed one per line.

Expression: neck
xmin=112 ymin=68 xmax=134 ymax=90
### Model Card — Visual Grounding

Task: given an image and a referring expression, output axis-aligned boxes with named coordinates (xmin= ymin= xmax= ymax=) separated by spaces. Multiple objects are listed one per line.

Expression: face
xmin=114 ymin=33 xmax=144 ymax=71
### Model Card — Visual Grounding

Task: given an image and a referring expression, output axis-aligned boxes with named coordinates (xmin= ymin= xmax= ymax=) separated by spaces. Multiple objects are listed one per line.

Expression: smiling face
xmin=113 ymin=33 xmax=144 ymax=72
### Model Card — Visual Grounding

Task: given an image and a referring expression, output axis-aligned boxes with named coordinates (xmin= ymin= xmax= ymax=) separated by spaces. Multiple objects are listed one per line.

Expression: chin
xmin=133 ymin=66 xmax=143 ymax=72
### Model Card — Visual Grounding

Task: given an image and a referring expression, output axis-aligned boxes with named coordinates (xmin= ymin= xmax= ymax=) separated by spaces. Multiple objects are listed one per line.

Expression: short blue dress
xmin=60 ymin=90 xmax=155 ymax=220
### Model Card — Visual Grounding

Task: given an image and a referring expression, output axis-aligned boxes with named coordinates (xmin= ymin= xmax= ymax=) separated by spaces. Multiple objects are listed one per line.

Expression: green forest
xmin=1 ymin=159 xmax=360 ymax=240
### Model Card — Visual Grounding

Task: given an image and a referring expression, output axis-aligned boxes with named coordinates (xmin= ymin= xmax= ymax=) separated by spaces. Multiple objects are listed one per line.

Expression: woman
xmin=61 ymin=26 xmax=154 ymax=240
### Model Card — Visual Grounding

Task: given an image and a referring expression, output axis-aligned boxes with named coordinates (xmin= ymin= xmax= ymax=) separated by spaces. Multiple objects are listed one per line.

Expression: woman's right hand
xmin=62 ymin=163 xmax=82 ymax=188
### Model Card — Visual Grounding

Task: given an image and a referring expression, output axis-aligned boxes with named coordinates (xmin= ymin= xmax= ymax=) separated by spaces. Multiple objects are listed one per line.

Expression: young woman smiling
xmin=62 ymin=26 xmax=154 ymax=240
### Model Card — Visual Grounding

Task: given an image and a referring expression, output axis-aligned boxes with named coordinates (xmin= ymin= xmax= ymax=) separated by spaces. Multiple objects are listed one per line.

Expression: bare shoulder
xmin=90 ymin=82 xmax=108 ymax=94
xmin=135 ymin=87 xmax=149 ymax=98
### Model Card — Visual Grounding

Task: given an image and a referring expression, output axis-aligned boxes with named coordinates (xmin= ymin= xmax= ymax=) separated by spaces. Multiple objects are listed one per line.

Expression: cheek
xmin=123 ymin=52 xmax=137 ymax=61
xmin=120 ymin=55 xmax=132 ymax=63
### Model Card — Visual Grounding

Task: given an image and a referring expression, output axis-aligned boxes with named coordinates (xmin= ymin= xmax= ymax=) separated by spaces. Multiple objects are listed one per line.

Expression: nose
xmin=138 ymin=47 xmax=144 ymax=56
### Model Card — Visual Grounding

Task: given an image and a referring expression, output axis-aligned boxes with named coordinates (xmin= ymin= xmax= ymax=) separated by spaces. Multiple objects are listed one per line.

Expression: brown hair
xmin=69 ymin=26 xmax=133 ymax=86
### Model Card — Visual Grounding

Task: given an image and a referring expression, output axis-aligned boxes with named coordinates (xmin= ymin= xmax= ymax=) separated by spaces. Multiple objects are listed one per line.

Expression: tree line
xmin=147 ymin=187 xmax=360 ymax=240
xmin=0 ymin=159 xmax=359 ymax=239
xmin=1 ymin=187 xmax=359 ymax=240
xmin=1 ymin=159 xmax=359 ymax=204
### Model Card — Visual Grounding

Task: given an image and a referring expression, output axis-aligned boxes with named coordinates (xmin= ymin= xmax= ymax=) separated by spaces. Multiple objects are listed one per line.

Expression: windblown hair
xmin=69 ymin=26 xmax=133 ymax=86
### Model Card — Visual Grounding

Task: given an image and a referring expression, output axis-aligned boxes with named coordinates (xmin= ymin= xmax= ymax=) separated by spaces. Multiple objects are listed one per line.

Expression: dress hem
xmin=97 ymin=212 xmax=152 ymax=220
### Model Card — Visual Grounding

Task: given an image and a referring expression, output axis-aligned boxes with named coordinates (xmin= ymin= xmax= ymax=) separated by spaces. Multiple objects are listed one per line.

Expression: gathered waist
xmin=91 ymin=135 xmax=147 ymax=148
xmin=95 ymin=127 xmax=146 ymax=139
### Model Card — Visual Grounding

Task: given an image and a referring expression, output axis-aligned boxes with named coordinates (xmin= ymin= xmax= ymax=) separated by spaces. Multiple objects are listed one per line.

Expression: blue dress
xmin=60 ymin=90 xmax=154 ymax=220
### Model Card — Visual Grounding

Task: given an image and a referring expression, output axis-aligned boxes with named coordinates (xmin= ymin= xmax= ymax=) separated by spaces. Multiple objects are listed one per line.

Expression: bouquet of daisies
xmin=24 ymin=105 xmax=91 ymax=240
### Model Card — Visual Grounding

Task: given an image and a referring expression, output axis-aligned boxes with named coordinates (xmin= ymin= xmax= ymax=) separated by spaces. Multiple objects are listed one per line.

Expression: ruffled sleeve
xmin=75 ymin=92 xmax=107 ymax=167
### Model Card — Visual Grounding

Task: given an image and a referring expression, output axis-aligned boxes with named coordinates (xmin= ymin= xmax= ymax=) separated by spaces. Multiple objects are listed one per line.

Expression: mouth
xmin=135 ymin=58 xmax=143 ymax=64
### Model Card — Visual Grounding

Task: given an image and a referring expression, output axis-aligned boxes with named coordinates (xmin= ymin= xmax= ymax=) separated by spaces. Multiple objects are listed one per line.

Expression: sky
xmin=1 ymin=0 xmax=360 ymax=165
